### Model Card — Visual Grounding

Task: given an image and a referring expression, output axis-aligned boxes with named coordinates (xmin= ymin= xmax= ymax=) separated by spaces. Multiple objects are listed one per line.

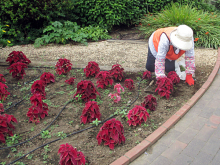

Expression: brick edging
xmin=110 ymin=47 xmax=220 ymax=165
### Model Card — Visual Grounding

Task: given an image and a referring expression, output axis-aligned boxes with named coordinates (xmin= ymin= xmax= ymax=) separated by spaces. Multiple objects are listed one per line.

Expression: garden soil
xmin=0 ymin=27 xmax=219 ymax=165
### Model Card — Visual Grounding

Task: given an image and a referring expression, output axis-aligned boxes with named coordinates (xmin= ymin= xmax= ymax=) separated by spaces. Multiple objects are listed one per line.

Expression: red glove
xmin=185 ymin=74 xmax=194 ymax=86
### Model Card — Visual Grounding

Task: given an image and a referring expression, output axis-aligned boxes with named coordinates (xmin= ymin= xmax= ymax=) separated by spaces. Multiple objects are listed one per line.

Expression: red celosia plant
xmin=0 ymin=114 xmax=17 ymax=143
xmin=31 ymin=80 xmax=46 ymax=98
xmin=0 ymin=74 xmax=6 ymax=83
xmin=167 ymin=71 xmax=180 ymax=84
xmin=141 ymin=94 xmax=157 ymax=111
xmin=27 ymin=93 xmax=49 ymax=123
xmin=124 ymin=79 xmax=135 ymax=90
xmin=142 ymin=71 xmax=151 ymax=80
xmin=73 ymin=80 xmax=100 ymax=102
xmin=0 ymin=103 xmax=4 ymax=113
xmin=84 ymin=61 xmax=100 ymax=77
xmin=155 ymin=77 xmax=173 ymax=99
xmin=108 ymin=93 xmax=121 ymax=103
xmin=40 ymin=72 xmax=55 ymax=85
xmin=109 ymin=64 xmax=124 ymax=81
xmin=80 ymin=101 xmax=101 ymax=124
xmin=55 ymin=58 xmax=72 ymax=75
xmin=6 ymin=51 xmax=31 ymax=65
xmin=0 ymin=82 xmax=10 ymax=101
xmin=127 ymin=105 xmax=150 ymax=126
xmin=114 ymin=83 xmax=124 ymax=94
xmin=58 ymin=143 xmax=86 ymax=165
xmin=7 ymin=62 xmax=28 ymax=80
xmin=95 ymin=71 xmax=113 ymax=89
xmin=65 ymin=77 xmax=76 ymax=85
xmin=97 ymin=118 xmax=125 ymax=150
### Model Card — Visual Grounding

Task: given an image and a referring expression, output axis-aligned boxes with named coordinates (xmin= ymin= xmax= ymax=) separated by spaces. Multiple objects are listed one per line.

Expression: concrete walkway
xmin=129 ymin=69 xmax=220 ymax=164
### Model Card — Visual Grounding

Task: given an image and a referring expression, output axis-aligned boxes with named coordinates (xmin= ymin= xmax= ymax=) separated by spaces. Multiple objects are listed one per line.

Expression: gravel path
xmin=0 ymin=40 xmax=218 ymax=69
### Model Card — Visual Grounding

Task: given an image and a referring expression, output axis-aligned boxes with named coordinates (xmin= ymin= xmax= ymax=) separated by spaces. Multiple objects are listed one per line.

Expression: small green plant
xmin=56 ymin=131 xmax=67 ymax=139
xmin=0 ymin=162 xmax=6 ymax=165
xmin=43 ymin=99 xmax=52 ymax=106
xmin=135 ymin=140 xmax=140 ymax=144
xmin=56 ymin=91 xmax=65 ymax=94
xmin=68 ymin=120 xmax=74 ymax=125
xmin=41 ymin=130 xmax=51 ymax=139
xmin=6 ymin=134 xmax=21 ymax=147
xmin=27 ymin=154 xmax=34 ymax=160
xmin=14 ymin=152 xmax=23 ymax=157
xmin=90 ymin=118 xmax=101 ymax=126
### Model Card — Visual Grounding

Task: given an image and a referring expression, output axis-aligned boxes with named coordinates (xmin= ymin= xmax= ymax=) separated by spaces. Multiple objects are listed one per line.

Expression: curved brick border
xmin=110 ymin=48 xmax=220 ymax=165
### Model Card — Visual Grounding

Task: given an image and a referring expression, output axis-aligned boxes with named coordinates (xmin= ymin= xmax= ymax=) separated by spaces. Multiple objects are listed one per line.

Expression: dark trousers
xmin=146 ymin=46 xmax=175 ymax=73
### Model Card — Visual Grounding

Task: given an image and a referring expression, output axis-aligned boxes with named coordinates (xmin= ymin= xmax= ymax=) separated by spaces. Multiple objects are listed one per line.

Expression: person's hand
xmin=185 ymin=74 xmax=194 ymax=86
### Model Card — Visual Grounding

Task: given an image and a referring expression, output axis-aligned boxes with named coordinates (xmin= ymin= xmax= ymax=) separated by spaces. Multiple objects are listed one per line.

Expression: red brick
xmin=162 ymin=114 xmax=181 ymax=128
xmin=186 ymin=88 xmax=206 ymax=107
xmin=124 ymin=140 xmax=151 ymax=162
xmin=201 ymin=80 xmax=212 ymax=89
xmin=145 ymin=126 xmax=167 ymax=143
xmin=175 ymin=104 xmax=191 ymax=116
xmin=209 ymin=115 xmax=220 ymax=125
xmin=110 ymin=156 xmax=129 ymax=165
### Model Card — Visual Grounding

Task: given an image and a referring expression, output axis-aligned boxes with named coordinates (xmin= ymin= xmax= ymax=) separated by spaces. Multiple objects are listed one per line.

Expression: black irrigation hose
xmin=0 ymin=99 xmax=72 ymax=151
xmin=7 ymin=78 xmax=144 ymax=165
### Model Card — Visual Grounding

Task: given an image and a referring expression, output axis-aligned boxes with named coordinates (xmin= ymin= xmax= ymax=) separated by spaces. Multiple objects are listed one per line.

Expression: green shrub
xmin=0 ymin=24 xmax=12 ymax=48
xmin=74 ymin=0 xmax=148 ymax=29
xmin=34 ymin=21 xmax=111 ymax=47
xmin=0 ymin=0 xmax=76 ymax=44
xmin=139 ymin=3 xmax=220 ymax=49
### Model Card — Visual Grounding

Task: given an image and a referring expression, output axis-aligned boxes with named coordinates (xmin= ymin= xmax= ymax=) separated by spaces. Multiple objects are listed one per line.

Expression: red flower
xmin=84 ymin=61 xmax=100 ymax=78
xmin=7 ymin=62 xmax=28 ymax=80
xmin=124 ymin=79 xmax=135 ymax=90
xmin=0 ymin=114 xmax=17 ymax=143
xmin=0 ymin=82 xmax=10 ymax=101
xmin=205 ymin=32 xmax=209 ymax=35
xmin=114 ymin=83 xmax=124 ymax=94
xmin=141 ymin=94 xmax=157 ymax=111
xmin=96 ymin=71 xmax=113 ymax=89
xmin=142 ymin=71 xmax=151 ymax=80
xmin=31 ymin=80 xmax=46 ymax=98
xmin=97 ymin=118 xmax=125 ymax=150
xmin=109 ymin=93 xmax=121 ymax=103
xmin=155 ymin=77 xmax=173 ymax=99
xmin=127 ymin=105 xmax=150 ymax=126
xmin=80 ymin=101 xmax=101 ymax=124
xmin=109 ymin=64 xmax=124 ymax=81
xmin=198 ymin=18 xmax=201 ymax=20
xmin=6 ymin=51 xmax=31 ymax=65
xmin=0 ymin=74 xmax=6 ymax=83
xmin=65 ymin=77 xmax=76 ymax=85
xmin=74 ymin=80 xmax=100 ymax=102
xmin=167 ymin=71 xmax=180 ymax=84
xmin=55 ymin=58 xmax=72 ymax=75
xmin=194 ymin=38 xmax=199 ymax=42
xmin=58 ymin=143 xmax=86 ymax=165
xmin=40 ymin=72 xmax=55 ymax=85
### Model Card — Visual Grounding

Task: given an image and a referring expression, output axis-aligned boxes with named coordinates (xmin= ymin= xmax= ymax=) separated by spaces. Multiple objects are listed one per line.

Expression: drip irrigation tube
xmin=6 ymin=78 xmax=144 ymax=165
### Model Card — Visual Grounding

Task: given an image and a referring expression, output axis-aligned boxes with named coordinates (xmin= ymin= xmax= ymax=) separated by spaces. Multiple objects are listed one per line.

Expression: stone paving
xmin=129 ymin=69 xmax=220 ymax=165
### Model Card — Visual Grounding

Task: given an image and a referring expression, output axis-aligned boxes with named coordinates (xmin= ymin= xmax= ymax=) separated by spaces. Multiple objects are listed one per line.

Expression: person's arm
xmin=155 ymin=33 xmax=169 ymax=79
xmin=185 ymin=38 xmax=195 ymax=85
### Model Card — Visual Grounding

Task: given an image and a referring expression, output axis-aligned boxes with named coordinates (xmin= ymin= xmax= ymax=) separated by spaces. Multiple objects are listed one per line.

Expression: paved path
xmin=129 ymin=69 xmax=220 ymax=165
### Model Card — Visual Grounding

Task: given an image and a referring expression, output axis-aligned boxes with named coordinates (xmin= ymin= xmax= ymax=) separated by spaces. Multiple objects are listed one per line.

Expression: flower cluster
xmin=84 ymin=61 xmax=100 ymax=77
xmin=109 ymin=83 xmax=124 ymax=103
xmin=167 ymin=71 xmax=180 ymax=84
xmin=55 ymin=58 xmax=72 ymax=75
xmin=80 ymin=101 xmax=101 ymax=124
xmin=0 ymin=103 xmax=4 ymax=113
xmin=109 ymin=64 xmax=124 ymax=81
xmin=0 ymin=82 xmax=10 ymax=101
xmin=7 ymin=62 xmax=28 ymax=80
xmin=0 ymin=114 xmax=17 ymax=143
xmin=58 ymin=143 xmax=86 ymax=165
xmin=97 ymin=118 xmax=125 ymax=150
xmin=27 ymin=79 xmax=48 ymax=123
xmin=74 ymin=80 xmax=100 ymax=102
xmin=127 ymin=105 xmax=150 ymax=126
xmin=65 ymin=77 xmax=76 ymax=85
xmin=142 ymin=71 xmax=151 ymax=80
xmin=6 ymin=51 xmax=31 ymax=65
xmin=96 ymin=71 xmax=113 ymax=89
xmin=0 ymin=74 xmax=6 ymax=83
xmin=124 ymin=79 xmax=135 ymax=90
xmin=40 ymin=72 xmax=55 ymax=85
xmin=141 ymin=94 xmax=157 ymax=111
xmin=155 ymin=77 xmax=173 ymax=99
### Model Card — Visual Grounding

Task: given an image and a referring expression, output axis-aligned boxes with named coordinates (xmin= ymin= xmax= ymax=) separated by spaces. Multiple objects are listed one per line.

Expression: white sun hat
xmin=170 ymin=25 xmax=193 ymax=51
